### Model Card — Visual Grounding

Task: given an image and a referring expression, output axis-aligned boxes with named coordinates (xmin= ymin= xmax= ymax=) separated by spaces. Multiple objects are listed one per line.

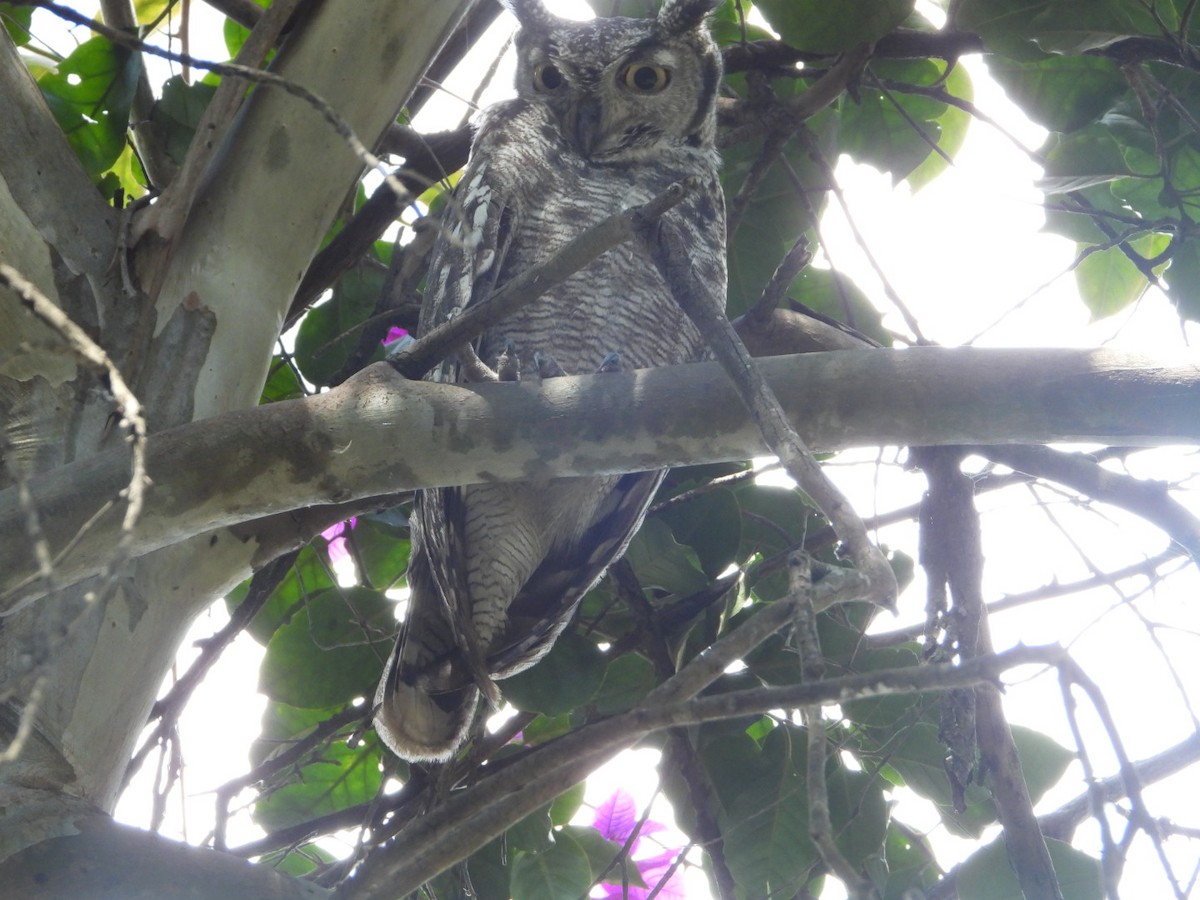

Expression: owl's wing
xmin=375 ymin=108 xmax=529 ymax=761
xmin=419 ymin=109 xmax=524 ymax=384
xmin=490 ymin=471 xmax=666 ymax=678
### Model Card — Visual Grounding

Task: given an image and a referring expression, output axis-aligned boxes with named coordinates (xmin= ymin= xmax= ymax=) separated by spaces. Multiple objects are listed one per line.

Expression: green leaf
xmin=260 ymin=356 xmax=305 ymax=404
xmin=656 ymin=487 xmax=741 ymax=579
xmin=1 ymin=4 xmax=34 ymax=47
xmin=589 ymin=653 xmax=657 ymax=716
xmin=1073 ymin=231 xmax=1170 ymax=320
xmin=827 ymin=768 xmax=889 ymax=862
xmin=1009 ymin=725 xmax=1074 ymax=805
xmin=957 ymin=0 xmax=1171 ymax=57
xmin=957 ymin=838 xmax=1104 ymax=900
xmin=550 ymin=782 xmax=586 ymax=827
xmin=508 ymin=805 xmax=554 ymax=852
xmin=787 ymin=267 xmax=887 ymax=345
xmin=39 ymin=36 xmax=141 ymax=181
xmin=348 ymin=517 xmax=410 ymax=590
xmin=1166 ymin=237 xmax=1200 ymax=322
xmin=254 ymin=733 xmax=383 ymax=832
xmin=259 ymin=586 xmax=394 ymax=708
xmin=717 ymin=727 xmax=818 ymax=895
xmin=294 ymin=265 xmax=385 ymax=385
xmin=986 ymin=56 xmax=1125 ymax=132
xmin=509 ymin=829 xmax=593 ymax=900
xmin=561 ymin=825 xmax=647 ymax=889
xmin=881 ymin=824 xmax=940 ymax=899
xmin=227 ymin=545 xmax=337 ymax=645
xmin=840 ymin=59 xmax=949 ymax=183
xmin=907 ymin=62 xmax=975 ymax=191
xmin=152 ymin=76 xmax=217 ymax=166
xmin=722 ymin=109 xmax=837 ymax=317
xmin=1040 ymin=125 xmax=1139 ymax=193
xmin=757 ymin=0 xmax=914 ymax=52
xmin=503 ymin=631 xmax=607 ymax=716
xmin=623 ymin=518 xmax=709 ymax=596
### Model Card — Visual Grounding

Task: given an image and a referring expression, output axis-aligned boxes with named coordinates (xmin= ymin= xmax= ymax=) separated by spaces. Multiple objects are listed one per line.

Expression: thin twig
xmin=388 ymin=179 xmax=696 ymax=380
xmin=635 ymin=216 xmax=899 ymax=609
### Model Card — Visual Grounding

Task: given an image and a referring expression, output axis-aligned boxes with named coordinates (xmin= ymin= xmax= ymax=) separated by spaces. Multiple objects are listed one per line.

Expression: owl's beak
xmin=570 ymin=96 xmax=604 ymax=158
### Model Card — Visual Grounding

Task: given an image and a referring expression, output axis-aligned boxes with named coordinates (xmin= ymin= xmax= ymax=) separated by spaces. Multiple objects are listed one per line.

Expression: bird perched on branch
xmin=375 ymin=0 xmax=727 ymax=762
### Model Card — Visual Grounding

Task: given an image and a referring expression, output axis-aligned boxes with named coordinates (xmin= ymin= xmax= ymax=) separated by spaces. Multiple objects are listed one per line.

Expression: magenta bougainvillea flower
xmin=591 ymin=789 xmax=686 ymax=900
xmin=321 ymin=517 xmax=356 ymax=566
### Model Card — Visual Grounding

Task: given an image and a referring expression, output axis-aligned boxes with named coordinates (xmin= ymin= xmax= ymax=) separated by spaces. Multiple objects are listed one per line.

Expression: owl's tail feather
xmin=373 ymin=657 xmax=480 ymax=763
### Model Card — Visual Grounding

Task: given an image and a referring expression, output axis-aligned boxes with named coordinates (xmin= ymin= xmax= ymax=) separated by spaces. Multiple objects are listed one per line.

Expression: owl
xmin=374 ymin=0 xmax=727 ymax=762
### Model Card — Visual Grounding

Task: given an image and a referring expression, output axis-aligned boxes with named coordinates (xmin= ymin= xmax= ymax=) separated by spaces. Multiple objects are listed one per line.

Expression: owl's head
xmin=504 ymin=0 xmax=722 ymax=163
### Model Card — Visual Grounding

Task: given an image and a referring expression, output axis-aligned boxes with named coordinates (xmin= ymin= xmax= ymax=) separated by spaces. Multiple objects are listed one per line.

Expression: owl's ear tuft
xmin=502 ymin=0 xmax=559 ymax=30
xmin=657 ymin=0 xmax=721 ymax=33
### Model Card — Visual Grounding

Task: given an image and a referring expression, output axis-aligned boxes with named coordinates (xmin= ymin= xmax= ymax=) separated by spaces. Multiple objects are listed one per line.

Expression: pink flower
xmin=591 ymin=790 xmax=686 ymax=899
xmin=321 ymin=518 xmax=357 ymax=566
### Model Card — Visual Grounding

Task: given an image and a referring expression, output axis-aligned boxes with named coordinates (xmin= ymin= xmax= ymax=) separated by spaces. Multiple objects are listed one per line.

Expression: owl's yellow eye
xmin=533 ymin=62 xmax=565 ymax=92
xmin=621 ymin=63 xmax=671 ymax=93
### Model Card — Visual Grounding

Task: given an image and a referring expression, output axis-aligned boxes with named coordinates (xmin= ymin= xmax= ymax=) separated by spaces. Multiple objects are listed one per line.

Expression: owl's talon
xmin=535 ymin=351 xmax=568 ymax=379
xmin=456 ymin=343 xmax=501 ymax=382
xmin=496 ymin=342 xmax=521 ymax=382
xmin=596 ymin=352 xmax=622 ymax=374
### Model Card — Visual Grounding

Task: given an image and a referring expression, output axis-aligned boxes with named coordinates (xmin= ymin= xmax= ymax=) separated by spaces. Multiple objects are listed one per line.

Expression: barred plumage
xmin=375 ymin=0 xmax=727 ymax=762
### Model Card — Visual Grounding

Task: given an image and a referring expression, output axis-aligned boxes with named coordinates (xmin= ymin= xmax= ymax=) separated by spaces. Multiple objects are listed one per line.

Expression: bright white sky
xmin=25 ymin=0 xmax=1188 ymax=896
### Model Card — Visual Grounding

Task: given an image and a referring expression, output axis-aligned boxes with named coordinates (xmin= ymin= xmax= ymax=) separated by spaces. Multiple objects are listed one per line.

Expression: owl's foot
xmin=495 ymin=342 xmax=521 ymax=382
xmin=456 ymin=343 xmax=500 ymax=382
xmin=596 ymin=351 xmax=622 ymax=374
xmin=534 ymin=351 xmax=568 ymax=379
xmin=454 ymin=341 xmax=521 ymax=382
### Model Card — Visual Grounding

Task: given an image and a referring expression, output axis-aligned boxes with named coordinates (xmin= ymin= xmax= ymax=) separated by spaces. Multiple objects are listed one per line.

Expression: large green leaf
xmin=151 ymin=76 xmax=217 ymax=166
xmin=226 ymin=545 xmax=337 ymax=645
xmin=656 ymin=487 xmax=741 ymax=579
xmin=757 ymin=0 xmax=914 ymax=53
xmin=1073 ymin=231 xmax=1170 ymax=320
xmin=589 ymin=652 xmax=657 ymax=716
xmin=1166 ymin=237 xmax=1200 ymax=322
xmin=907 ymin=62 xmax=975 ymax=191
xmin=253 ymin=732 xmax=383 ymax=832
xmin=259 ymin=586 xmax=394 ymax=708
xmin=503 ymin=631 xmax=608 ymax=716
xmin=1 ymin=4 xmax=33 ymax=47
xmin=986 ymin=56 xmax=1125 ymax=133
xmin=957 ymin=837 xmax=1103 ymax=900
xmin=722 ymin=108 xmax=837 ymax=317
xmin=624 ymin=518 xmax=710 ymax=596
xmin=705 ymin=727 xmax=819 ymax=895
xmin=39 ymin=36 xmax=141 ymax=181
xmin=294 ymin=265 xmax=386 ymax=385
xmin=840 ymin=59 xmax=951 ymax=183
xmin=509 ymin=829 xmax=593 ymax=900
xmin=957 ymin=0 xmax=1172 ymax=57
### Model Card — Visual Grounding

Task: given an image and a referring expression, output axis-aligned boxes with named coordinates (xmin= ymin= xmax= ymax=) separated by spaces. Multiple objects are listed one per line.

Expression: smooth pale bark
xmin=0 ymin=0 xmax=480 ymax=828
xmin=151 ymin=0 xmax=479 ymax=418
xmin=2 ymin=347 xmax=1196 ymax=609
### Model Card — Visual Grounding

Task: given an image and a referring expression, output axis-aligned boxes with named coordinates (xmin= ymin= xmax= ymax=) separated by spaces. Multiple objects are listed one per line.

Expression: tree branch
xmin=342 ymin=644 xmax=1065 ymax=899
xmin=1 ymin=348 xmax=1196 ymax=609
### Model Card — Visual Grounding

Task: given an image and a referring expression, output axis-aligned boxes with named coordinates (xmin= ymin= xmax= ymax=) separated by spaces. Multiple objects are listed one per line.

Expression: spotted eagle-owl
xmin=374 ymin=0 xmax=727 ymax=762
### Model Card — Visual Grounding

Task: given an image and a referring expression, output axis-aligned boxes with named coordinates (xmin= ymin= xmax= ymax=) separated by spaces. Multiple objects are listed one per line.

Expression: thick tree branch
xmin=1 ymin=349 xmax=1197 ymax=609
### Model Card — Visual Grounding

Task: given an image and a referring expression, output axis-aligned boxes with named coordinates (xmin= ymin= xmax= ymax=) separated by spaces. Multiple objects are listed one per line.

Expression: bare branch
xmin=342 ymin=644 xmax=1065 ymax=898
xmin=637 ymin=213 xmax=899 ymax=608
xmin=388 ymin=179 xmax=695 ymax=380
